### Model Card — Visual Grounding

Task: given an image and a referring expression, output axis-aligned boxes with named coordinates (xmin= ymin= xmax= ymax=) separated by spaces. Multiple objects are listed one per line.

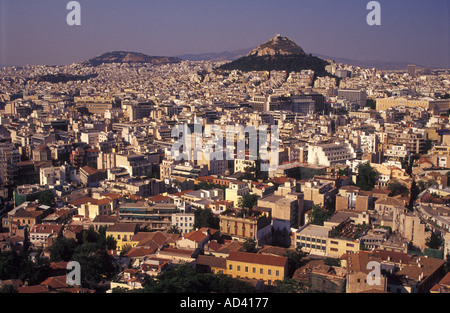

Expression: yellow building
xmin=432 ymin=145 xmax=450 ymax=156
xmin=226 ymin=251 xmax=288 ymax=286
xmin=376 ymin=97 xmax=449 ymax=115
xmin=225 ymin=181 xmax=250 ymax=206
xmin=327 ymin=237 xmax=360 ymax=258
xmin=106 ymin=223 xmax=138 ymax=253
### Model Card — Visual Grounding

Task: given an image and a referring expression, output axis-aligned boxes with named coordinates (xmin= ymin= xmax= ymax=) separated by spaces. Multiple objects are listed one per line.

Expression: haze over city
xmin=0 ymin=0 xmax=449 ymax=68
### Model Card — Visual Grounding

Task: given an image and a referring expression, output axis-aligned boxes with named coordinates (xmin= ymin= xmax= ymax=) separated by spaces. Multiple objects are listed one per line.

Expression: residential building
xmin=226 ymin=251 xmax=288 ymax=286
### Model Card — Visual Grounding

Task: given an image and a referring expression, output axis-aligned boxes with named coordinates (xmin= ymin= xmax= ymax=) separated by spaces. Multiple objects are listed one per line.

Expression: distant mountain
xmin=83 ymin=51 xmax=182 ymax=67
xmin=217 ymin=35 xmax=330 ymax=76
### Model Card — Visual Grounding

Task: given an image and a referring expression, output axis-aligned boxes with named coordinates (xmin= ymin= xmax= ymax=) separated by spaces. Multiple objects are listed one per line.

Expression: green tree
xmin=309 ymin=205 xmax=332 ymax=226
xmin=242 ymin=238 xmax=257 ymax=253
xmin=284 ymin=248 xmax=307 ymax=276
xmin=193 ymin=208 xmax=219 ymax=229
xmin=38 ymin=191 xmax=55 ymax=207
xmin=0 ymin=251 xmax=48 ymax=285
xmin=356 ymin=162 xmax=378 ymax=191
xmin=388 ymin=182 xmax=409 ymax=197
xmin=274 ymin=278 xmax=310 ymax=293
xmin=324 ymin=257 xmax=341 ymax=267
xmin=49 ymin=237 xmax=78 ymax=262
xmin=237 ymin=193 xmax=259 ymax=210
xmin=426 ymin=232 xmax=442 ymax=249
xmin=138 ymin=263 xmax=254 ymax=293
xmin=167 ymin=225 xmax=181 ymax=234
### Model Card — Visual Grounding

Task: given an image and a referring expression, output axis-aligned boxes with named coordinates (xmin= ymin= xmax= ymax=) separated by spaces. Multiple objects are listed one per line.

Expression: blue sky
xmin=0 ymin=0 xmax=449 ymax=68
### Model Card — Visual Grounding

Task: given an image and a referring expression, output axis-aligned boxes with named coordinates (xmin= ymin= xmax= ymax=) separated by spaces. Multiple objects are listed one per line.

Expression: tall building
xmin=0 ymin=143 xmax=20 ymax=186
xmin=338 ymin=89 xmax=367 ymax=108
xmin=408 ymin=64 xmax=416 ymax=77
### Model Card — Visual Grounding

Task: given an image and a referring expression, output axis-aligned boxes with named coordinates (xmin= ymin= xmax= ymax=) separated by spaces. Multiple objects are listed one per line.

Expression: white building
xmin=293 ymin=223 xmax=330 ymax=256
xmin=171 ymin=212 xmax=195 ymax=235
xmin=307 ymin=141 xmax=356 ymax=167
xmin=385 ymin=144 xmax=410 ymax=160
xmin=40 ymin=166 xmax=67 ymax=186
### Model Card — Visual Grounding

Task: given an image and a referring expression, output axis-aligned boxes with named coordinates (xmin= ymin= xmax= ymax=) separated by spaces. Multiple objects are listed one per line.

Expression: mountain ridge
xmin=82 ymin=51 xmax=182 ymax=67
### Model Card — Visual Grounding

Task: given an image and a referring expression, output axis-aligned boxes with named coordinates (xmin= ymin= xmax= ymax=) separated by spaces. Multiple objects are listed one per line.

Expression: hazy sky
xmin=0 ymin=0 xmax=449 ymax=68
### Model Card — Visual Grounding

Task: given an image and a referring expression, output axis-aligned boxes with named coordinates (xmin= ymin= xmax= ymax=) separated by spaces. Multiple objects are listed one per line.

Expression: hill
xmin=83 ymin=51 xmax=182 ymax=67
xmin=217 ymin=35 xmax=330 ymax=76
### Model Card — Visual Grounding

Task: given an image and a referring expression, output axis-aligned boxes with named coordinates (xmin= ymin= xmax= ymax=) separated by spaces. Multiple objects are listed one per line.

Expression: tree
xmin=167 ymin=225 xmax=181 ymax=234
xmin=388 ymin=182 xmax=409 ymax=197
xmin=356 ymin=163 xmax=378 ymax=191
xmin=309 ymin=205 xmax=332 ymax=226
xmin=284 ymin=248 xmax=307 ymax=276
xmin=193 ymin=208 xmax=219 ymax=229
xmin=0 ymin=251 xmax=48 ymax=285
xmin=237 ymin=193 xmax=259 ymax=210
xmin=274 ymin=278 xmax=310 ymax=293
xmin=408 ymin=180 xmax=419 ymax=211
xmin=49 ymin=237 xmax=78 ymax=262
xmin=324 ymin=257 xmax=341 ymax=267
xmin=242 ymin=238 xmax=257 ymax=253
xmin=426 ymin=232 xmax=442 ymax=249
xmin=38 ymin=191 xmax=55 ymax=207
xmin=138 ymin=263 xmax=254 ymax=293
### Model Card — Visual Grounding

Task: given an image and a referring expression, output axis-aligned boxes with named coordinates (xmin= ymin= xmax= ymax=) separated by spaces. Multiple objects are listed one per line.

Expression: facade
xmin=307 ymin=141 xmax=356 ymax=167
xmin=219 ymin=210 xmax=272 ymax=246
xmin=376 ymin=97 xmax=450 ymax=115
xmin=225 ymin=181 xmax=250 ymax=206
xmin=171 ymin=212 xmax=195 ymax=235
xmin=226 ymin=251 xmax=288 ymax=286
xmin=337 ymin=89 xmax=367 ymax=107
xmin=106 ymin=223 xmax=138 ymax=253
xmin=293 ymin=224 xmax=329 ymax=256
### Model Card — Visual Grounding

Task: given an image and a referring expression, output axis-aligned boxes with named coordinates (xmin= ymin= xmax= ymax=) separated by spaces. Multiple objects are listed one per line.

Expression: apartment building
xmin=225 ymin=181 xmax=250 ymax=206
xmin=307 ymin=141 xmax=356 ymax=167
xmin=293 ymin=224 xmax=330 ymax=256
xmin=171 ymin=212 xmax=195 ymax=235
xmin=106 ymin=223 xmax=138 ymax=253
xmin=226 ymin=251 xmax=288 ymax=286
xmin=219 ymin=209 xmax=272 ymax=246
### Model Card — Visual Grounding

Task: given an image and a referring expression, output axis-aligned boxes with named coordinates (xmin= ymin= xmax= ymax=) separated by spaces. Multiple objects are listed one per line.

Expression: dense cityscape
xmin=0 ymin=29 xmax=449 ymax=297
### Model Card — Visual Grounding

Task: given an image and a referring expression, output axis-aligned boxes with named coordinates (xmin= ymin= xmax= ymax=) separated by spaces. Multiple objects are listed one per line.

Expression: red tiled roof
xmin=17 ymin=285 xmax=49 ymax=293
xmin=149 ymin=194 xmax=171 ymax=202
xmin=228 ymin=251 xmax=287 ymax=267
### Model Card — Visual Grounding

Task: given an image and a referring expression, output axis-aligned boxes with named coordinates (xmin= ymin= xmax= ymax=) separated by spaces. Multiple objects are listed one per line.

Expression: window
xmin=260 ymin=268 xmax=263 ymax=274
xmin=268 ymin=270 xmax=272 ymax=276
xmin=229 ymin=265 xmax=233 ymax=270
xmin=245 ymin=267 xmax=248 ymax=272
xmin=237 ymin=266 xmax=241 ymax=271
xmin=276 ymin=270 xmax=280 ymax=277
xmin=346 ymin=243 xmax=354 ymax=247
xmin=253 ymin=267 xmax=256 ymax=273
